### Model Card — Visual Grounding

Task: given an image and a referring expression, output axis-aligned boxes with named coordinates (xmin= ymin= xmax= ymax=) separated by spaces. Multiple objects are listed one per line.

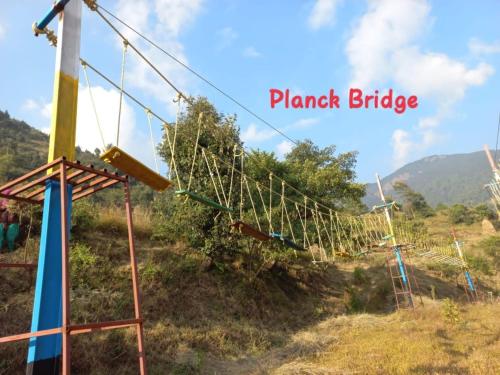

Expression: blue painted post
xmin=33 ymin=0 xmax=71 ymax=32
xmin=394 ymin=246 xmax=408 ymax=286
xmin=464 ymin=270 xmax=475 ymax=292
xmin=26 ymin=181 xmax=72 ymax=374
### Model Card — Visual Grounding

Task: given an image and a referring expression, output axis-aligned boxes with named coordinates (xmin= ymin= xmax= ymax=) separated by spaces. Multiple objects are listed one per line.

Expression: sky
xmin=0 ymin=0 xmax=499 ymax=183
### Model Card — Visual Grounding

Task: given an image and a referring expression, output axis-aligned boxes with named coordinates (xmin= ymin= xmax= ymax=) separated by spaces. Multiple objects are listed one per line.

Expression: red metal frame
xmin=0 ymin=157 xmax=147 ymax=374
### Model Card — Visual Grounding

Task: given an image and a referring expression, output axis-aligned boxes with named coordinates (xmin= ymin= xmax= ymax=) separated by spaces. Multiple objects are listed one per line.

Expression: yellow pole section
xmin=376 ymin=173 xmax=397 ymax=247
xmin=48 ymin=0 xmax=82 ymax=164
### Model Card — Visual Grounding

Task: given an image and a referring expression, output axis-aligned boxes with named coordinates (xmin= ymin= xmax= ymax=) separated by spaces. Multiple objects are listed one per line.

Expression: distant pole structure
xmin=451 ymin=230 xmax=478 ymax=302
xmin=483 ymin=145 xmax=500 ymax=216
xmin=27 ymin=1 xmax=82 ymax=374
xmin=375 ymin=173 xmax=415 ymax=309
xmin=483 ymin=144 xmax=499 ymax=181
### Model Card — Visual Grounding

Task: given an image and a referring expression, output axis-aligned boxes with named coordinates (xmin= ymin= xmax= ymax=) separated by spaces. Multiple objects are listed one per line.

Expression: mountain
xmin=364 ymin=151 xmax=495 ymax=208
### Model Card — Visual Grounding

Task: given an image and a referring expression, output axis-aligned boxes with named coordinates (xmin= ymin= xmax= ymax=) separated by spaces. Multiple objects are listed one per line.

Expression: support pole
xmin=452 ymin=230 xmax=477 ymax=299
xmin=59 ymin=163 xmax=71 ymax=374
xmin=124 ymin=180 xmax=147 ymax=374
xmin=376 ymin=173 xmax=413 ymax=307
xmin=28 ymin=1 xmax=81 ymax=373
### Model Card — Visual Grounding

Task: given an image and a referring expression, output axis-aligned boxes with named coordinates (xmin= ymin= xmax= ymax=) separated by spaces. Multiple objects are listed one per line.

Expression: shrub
xmin=352 ymin=267 xmax=368 ymax=284
xmin=467 ymin=255 xmax=493 ymax=275
xmin=478 ymin=236 xmax=500 ymax=258
xmin=70 ymin=243 xmax=98 ymax=289
xmin=344 ymin=287 xmax=364 ymax=313
xmin=435 ymin=203 xmax=448 ymax=211
xmin=473 ymin=204 xmax=497 ymax=221
xmin=71 ymin=201 xmax=97 ymax=234
xmin=141 ymin=261 xmax=171 ymax=287
xmin=448 ymin=204 xmax=474 ymax=225
xmin=442 ymin=298 xmax=460 ymax=324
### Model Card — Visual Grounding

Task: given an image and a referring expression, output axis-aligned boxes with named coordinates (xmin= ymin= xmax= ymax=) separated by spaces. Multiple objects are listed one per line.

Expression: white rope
xmin=81 ymin=63 xmax=106 ymax=150
xmin=146 ymin=109 xmax=160 ymax=173
xmin=116 ymin=40 xmax=128 ymax=147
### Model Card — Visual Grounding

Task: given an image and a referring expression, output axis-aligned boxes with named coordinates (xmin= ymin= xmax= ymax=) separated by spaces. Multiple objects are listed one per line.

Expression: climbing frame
xmin=0 ymin=157 xmax=147 ymax=374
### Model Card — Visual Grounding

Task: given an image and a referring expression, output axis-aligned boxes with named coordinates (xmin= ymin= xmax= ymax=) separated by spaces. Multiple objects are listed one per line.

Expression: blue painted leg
xmin=26 ymin=181 xmax=72 ymax=375
xmin=465 ymin=270 xmax=475 ymax=292
xmin=394 ymin=247 xmax=408 ymax=286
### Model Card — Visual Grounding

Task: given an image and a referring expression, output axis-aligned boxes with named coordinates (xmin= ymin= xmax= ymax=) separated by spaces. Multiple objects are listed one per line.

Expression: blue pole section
xmin=464 ymin=270 xmax=475 ymax=292
xmin=394 ymin=247 xmax=408 ymax=286
xmin=34 ymin=0 xmax=71 ymax=31
xmin=26 ymin=180 xmax=72 ymax=375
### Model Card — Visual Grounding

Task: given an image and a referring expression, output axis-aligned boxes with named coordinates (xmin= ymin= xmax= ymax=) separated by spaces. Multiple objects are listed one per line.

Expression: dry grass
xmin=0 ymin=208 xmax=498 ymax=374
xmin=95 ymin=205 xmax=152 ymax=239
xmin=271 ymin=302 xmax=500 ymax=375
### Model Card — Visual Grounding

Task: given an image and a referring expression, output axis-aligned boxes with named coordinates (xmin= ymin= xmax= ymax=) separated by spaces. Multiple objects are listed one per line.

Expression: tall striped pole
xmin=27 ymin=1 xmax=81 ymax=374
xmin=451 ymin=230 xmax=476 ymax=297
xmin=376 ymin=174 xmax=410 ymax=294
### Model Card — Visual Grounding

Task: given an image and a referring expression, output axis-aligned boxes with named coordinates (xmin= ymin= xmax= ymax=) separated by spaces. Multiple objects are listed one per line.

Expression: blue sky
xmin=0 ymin=0 xmax=499 ymax=182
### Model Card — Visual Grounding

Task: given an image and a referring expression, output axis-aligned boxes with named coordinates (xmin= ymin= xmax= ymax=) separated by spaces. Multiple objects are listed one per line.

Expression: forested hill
xmin=364 ymin=151 xmax=494 ymax=207
xmin=0 ymin=109 xmax=102 ymax=183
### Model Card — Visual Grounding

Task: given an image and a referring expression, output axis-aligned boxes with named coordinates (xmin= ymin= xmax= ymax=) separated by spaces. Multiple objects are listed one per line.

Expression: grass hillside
xmin=364 ymin=151 xmax=494 ymax=207
xmin=1 ymin=206 xmax=498 ymax=374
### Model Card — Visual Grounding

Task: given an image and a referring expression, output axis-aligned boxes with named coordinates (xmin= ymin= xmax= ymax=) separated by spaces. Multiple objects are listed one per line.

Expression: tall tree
xmin=393 ymin=181 xmax=434 ymax=217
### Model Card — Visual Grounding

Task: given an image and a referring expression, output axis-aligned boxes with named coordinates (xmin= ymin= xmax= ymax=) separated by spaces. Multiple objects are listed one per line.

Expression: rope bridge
xmin=75 ymin=0 xmax=465 ymax=268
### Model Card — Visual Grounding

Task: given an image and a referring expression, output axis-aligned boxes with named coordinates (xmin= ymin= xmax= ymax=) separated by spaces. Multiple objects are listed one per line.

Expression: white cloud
xmin=290 ymin=117 xmax=320 ymax=129
xmin=115 ymin=0 xmax=204 ymax=113
xmin=346 ymin=0 xmax=495 ymax=166
xmin=392 ymin=48 xmax=493 ymax=104
xmin=242 ymin=46 xmax=261 ymax=58
xmin=216 ymin=27 xmax=238 ymax=50
xmin=154 ymin=0 xmax=203 ymax=37
xmin=392 ymin=129 xmax=412 ymax=169
xmin=346 ymin=0 xmax=430 ymax=89
xmin=468 ymin=38 xmax=500 ymax=56
xmin=308 ymin=0 xmax=342 ymax=30
xmin=241 ymin=123 xmax=276 ymax=143
xmin=115 ymin=0 xmax=151 ymax=43
xmin=276 ymin=141 xmax=293 ymax=159
xmin=76 ymin=85 xmax=157 ymax=169
xmin=0 ymin=24 xmax=5 ymax=40
xmin=241 ymin=117 xmax=320 ymax=145
xmin=22 ymin=99 xmax=52 ymax=133
xmin=22 ymin=99 xmax=51 ymax=119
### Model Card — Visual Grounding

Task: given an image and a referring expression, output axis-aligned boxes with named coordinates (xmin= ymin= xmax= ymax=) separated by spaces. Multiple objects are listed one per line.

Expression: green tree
xmin=154 ymin=97 xmax=242 ymax=259
xmin=473 ymin=204 xmax=496 ymax=221
xmin=448 ymin=204 xmax=474 ymax=225
xmin=284 ymin=140 xmax=365 ymax=210
xmin=393 ymin=181 xmax=434 ymax=217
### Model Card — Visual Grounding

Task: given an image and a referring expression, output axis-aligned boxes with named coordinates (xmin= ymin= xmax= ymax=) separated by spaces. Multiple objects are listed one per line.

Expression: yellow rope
xmin=187 ymin=112 xmax=203 ymax=191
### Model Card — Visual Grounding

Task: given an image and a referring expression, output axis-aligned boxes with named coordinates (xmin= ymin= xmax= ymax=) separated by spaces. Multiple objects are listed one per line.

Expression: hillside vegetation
xmin=0 ymin=107 xmax=498 ymax=374
xmin=1 ymin=207 xmax=498 ymax=374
